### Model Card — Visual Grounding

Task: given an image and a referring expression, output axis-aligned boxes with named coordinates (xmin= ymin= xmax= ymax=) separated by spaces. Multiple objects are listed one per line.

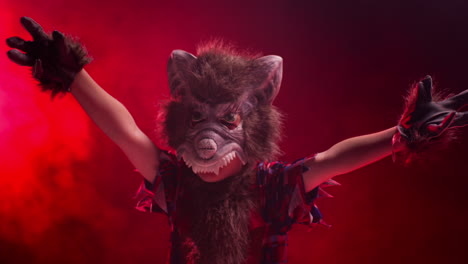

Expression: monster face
xmin=162 ymin=44 xmax=283 ymax=180
xmin=178 ymin=101 xmax=247 ymax=176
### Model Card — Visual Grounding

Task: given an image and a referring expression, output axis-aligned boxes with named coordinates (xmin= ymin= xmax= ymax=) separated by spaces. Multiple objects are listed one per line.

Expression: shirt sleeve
xmin=134 ymin=150 xmax=179 ymax=215
xmin=259 ymin=156 xmax=338 ymax=230
xmin=284 ymin=156 xmax=336 ymax=227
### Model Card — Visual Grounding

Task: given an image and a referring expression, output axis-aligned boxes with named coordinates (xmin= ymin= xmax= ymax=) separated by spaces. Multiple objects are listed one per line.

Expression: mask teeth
xmin=182 ymin=154 xmax=191 ymax=168
xmin=192 ymin=164 xmax=218 ymax=175
xmin=226 ymin=152 xmax=233 ymax=163
xmin=235 ymin=152 xmax=246 ymax=165
xmin=188 ymin=151 xmax=240 ymax=176
xmin=220 ymin=152 xmax=233 ymax=169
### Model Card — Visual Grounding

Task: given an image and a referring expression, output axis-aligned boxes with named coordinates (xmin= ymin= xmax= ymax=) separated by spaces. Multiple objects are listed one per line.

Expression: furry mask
xmin=161 ymin=43 xmax=284 ymax=176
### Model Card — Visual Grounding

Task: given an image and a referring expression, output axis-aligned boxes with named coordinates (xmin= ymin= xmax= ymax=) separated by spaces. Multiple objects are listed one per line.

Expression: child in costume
xmin=6 ymin=17 xmax=468 ymax=264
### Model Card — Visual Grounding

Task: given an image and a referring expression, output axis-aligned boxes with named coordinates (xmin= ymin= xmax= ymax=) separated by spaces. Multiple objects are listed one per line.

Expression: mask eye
xmin=220 ymin=113 xmax=241 ymax=129
xmin=191 ymin=111 xmax=205 ymax=127
xmin=192 ymin=111 xmax=203 ymax=122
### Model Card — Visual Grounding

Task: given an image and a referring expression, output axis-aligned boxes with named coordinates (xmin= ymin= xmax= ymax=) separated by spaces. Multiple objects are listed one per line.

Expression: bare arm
xmin=303 ymin=76 xmax=468 ymax=192
xmin=6 ymin=17 xmax=160 ymax=182
xmin=303 ymin=127 xmax=400 ymax=191
xmin=71 ymin=69 xmax=160 ymax=183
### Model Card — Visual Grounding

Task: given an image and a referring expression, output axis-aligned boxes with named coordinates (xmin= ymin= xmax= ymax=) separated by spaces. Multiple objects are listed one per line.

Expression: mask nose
xmin=196 ymin=138 xmax=218 ymax=159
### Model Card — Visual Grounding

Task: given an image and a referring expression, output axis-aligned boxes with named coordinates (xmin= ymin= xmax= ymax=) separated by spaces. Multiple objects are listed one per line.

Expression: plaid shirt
xmin=135 ymin=151 xmax=335 ymax=264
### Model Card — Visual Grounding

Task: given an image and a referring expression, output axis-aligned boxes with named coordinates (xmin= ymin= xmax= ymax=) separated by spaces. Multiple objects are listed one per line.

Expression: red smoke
xmin=1 ymin=0 xmax=468 ymax=263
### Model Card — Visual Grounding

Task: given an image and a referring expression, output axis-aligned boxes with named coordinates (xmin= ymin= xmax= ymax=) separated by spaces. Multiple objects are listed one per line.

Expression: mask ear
xmin=167 ymin=50 xmax=197 ymax=97
xmin=253 ymin=55 xmax=283 ymax=104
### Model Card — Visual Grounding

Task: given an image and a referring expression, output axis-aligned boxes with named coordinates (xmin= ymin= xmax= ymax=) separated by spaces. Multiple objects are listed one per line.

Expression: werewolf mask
xmin=160 ymin=44 xmax=285 ymax=264
xmin=163 ymin=44 xmax=284 ymax=177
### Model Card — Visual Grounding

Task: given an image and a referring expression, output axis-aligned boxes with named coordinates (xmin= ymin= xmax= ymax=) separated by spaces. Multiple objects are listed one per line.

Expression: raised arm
xmin=303 ymin=76 xmax=468 ymax=192
xmin=6 ymin=17 xmax=160 ymax=183
xmin=303 ymin=127 xmax=397 ymax=191
xmin=70 ymin=70 xmax=160 ymax=183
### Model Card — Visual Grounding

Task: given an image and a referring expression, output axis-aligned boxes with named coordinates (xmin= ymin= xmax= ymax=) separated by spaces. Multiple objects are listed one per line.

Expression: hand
xmin=398 ymin=75 xmax=468 ymax=141
xmin=6 ymin=17 xmax=91 ymax=97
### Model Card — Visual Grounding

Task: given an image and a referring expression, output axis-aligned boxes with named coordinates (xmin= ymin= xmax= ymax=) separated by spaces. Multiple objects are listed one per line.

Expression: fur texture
xmin=38 ymin=33 xmax=92 ymax=98
xmin=177 ymin=168 xmax=256 ymax=264
xmin=160 ymin=41 xmax=283 ymax=164
xmin=156 ymin=42 xmax=284 ymax=263
xmin=396 ymin=82 xmax=458 ymax=165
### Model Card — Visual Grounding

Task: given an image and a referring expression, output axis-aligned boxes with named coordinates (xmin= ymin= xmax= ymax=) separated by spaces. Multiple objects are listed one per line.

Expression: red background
xmin=1 ymin=0 xmax=468 ymax=263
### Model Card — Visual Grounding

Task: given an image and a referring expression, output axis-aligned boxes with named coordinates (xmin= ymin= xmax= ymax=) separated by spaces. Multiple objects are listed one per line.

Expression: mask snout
xmin=196 ymin=138 xmax=218 ymax=159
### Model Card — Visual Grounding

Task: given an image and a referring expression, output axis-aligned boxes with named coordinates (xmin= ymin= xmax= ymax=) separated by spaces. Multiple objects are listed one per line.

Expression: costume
xmin=6 ymin=16 xmax=468 ymax=264
xmin=135 ymin=151 xmax=335 ymax=264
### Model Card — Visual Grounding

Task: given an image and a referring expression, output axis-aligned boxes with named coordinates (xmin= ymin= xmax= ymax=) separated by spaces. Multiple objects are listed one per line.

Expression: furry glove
xmin=394 ymin=75 xmax=468 ymax=164
xmin=6 ymin=17 xmax=91 ymax=97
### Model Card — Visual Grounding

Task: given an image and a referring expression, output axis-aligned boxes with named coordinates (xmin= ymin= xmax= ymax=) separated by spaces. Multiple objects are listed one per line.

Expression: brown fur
xmin=177 ymin=169 xmax=256 ymax=264
xmin=188 ymin=42 xmax=260 ymax=105
xmin=160 ymin=41 xmax=283 ymax=162
xmin=157 ymin=42 xmax=283 ymax=263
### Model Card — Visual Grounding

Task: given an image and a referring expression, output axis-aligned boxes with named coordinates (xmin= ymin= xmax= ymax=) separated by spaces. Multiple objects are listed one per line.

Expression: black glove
xmin=6 ymin=17 xmax=91 ymax=97
xmin=394 ymin=75 xmax=468 ymax=163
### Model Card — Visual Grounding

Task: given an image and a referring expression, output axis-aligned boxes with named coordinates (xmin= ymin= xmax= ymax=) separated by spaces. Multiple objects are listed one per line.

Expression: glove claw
xmin=451 ymin=112 xmax=468 ymax=128
xmin=52 ymin=30 xmax=68 ymax=55
xmin=20 ymin=16 xmax=49 ymax=41
xmin=395 ymin=76 xmax=463 ymax=164
xmin=6 ymin=36 xmax=31 ymax=52
xmin=441 ymin=89 xmax=468 ymax=110
xmin=416 ymin=77 xmax=433 ymax=104
xmin=7 ymin=17 xmax=91 ymax=97
xmin=7 ymin=49 xmax=34 ymax=66
xmin=52 ymin=30 xmax=65 ymax=40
